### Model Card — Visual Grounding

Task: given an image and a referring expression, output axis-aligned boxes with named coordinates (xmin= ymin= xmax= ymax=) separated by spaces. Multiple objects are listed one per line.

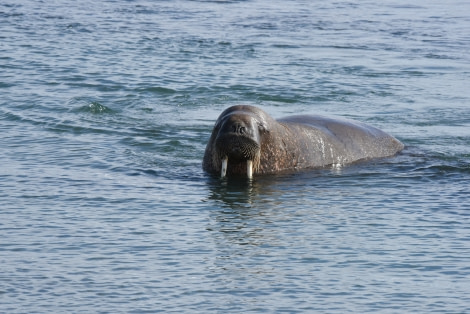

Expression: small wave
xmin=76 ymin=102 xmax=114 ymax=114
xmin=67 ymin=97 xmax=114 ymax=114
xmin=415 ymin=162 xmax=470 ymax=176
xmin=397 ymin=148 xmax=470 ymax=180
xmin=136 ymin=86 xmax=177 ymax=94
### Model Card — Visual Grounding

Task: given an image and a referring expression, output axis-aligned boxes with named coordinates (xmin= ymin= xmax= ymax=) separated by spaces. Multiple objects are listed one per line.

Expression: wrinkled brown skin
xmin=202 ymin=105 xmax=404 ymax=176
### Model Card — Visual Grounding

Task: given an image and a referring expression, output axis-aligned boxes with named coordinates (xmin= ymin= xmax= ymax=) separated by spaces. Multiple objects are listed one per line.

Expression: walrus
xmin=203 ymin=105 xmax=404 ymax=178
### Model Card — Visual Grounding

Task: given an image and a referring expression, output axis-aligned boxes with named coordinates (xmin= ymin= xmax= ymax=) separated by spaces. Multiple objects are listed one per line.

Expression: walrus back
xmin=278 ymin=114 xmax=404 ymax=165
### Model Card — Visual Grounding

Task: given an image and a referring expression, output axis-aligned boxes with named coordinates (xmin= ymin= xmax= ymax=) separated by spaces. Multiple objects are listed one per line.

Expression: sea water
xmin=1 ymin=0 xmax=469 ymax=312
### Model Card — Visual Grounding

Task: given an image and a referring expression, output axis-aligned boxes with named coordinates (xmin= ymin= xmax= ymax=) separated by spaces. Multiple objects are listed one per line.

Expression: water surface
xmin=1 ymin=0 xmax=469 ymax=312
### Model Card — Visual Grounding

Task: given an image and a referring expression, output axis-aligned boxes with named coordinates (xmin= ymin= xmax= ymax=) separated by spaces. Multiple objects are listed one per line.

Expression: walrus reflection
xmin=203 ymin=105 xmax=404 ymax=178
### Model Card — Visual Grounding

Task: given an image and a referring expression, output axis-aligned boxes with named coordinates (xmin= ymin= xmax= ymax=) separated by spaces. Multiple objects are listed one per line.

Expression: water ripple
xmin=1 ymin=0 xmax=470 ymax=313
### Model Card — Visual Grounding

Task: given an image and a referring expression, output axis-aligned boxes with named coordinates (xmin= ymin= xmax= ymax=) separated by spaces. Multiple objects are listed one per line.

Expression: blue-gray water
xmin=1 ymin=0 xmax=469 ymax=312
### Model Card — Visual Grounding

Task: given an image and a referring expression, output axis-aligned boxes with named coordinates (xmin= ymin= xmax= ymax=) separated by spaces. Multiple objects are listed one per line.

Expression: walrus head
xmin=206 ymin=105 xmax=269 ymax=178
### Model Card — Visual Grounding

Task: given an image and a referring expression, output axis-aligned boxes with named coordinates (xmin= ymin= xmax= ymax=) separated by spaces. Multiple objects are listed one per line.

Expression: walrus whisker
xmin=221 ymin=156 xmax=228 ymax=178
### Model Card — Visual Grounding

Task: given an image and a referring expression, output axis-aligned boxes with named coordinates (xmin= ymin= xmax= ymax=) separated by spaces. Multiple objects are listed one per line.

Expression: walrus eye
xmin=258 ymin=123 xmax=268 ymax=133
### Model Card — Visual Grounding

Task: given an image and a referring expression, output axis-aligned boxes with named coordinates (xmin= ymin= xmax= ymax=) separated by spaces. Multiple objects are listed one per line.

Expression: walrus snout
xmin=215 ymin=133 xmax=260 ymax=160
xmin=213 ymin=114 xmax=262 ymax=178
xmin=215 ymin=115 xmax=260 ymax=157
xmin=214 ymin=134 xmax=260 ymax=179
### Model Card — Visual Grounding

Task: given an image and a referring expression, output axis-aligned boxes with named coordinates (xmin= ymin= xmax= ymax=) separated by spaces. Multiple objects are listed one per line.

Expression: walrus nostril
xmin=230 ymin=123 xmax=246 ymax=135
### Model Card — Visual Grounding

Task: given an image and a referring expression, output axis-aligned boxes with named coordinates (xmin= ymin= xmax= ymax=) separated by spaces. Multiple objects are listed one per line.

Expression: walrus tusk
xmin=221 ymin=157 xmax=228 ymax=178
xmin=247 ymin=160 xmax=253 ymax=179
